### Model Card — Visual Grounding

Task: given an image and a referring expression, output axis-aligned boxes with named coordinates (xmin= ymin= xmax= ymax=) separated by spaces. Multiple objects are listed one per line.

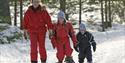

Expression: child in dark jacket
xmin=75 ymin=23 xmax=96 ymax=63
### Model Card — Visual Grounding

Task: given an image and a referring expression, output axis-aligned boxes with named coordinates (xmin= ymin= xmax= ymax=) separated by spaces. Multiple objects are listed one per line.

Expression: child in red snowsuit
xmin=50 ymin=11 xmax=78 ymax=63
xmin=22 ymin=0 xmax=53 ymax=63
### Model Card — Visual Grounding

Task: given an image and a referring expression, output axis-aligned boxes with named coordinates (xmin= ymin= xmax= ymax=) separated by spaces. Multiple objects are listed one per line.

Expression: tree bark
xmin=20 ymin=0 xmax=23 ymax=29
xmin=108 ymin=0 xmax=112 ymax=27
xmin=14 ymin=0 xmax=17 ymax=26
xmin=79 ymin=0 xmax=82 ymax=25
xmin=60 ymin=0 xmax=66 ymax=13
xmin=101 ymin=0 xmax=105 ymax=31
xmin=105 ymin=0 xmax=108 ymax=28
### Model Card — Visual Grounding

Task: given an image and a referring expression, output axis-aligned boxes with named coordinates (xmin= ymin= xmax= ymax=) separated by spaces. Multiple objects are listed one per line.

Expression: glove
xmin=48 ymin=29 xmax=54 ymax=39
xmin=74 ymin=43 xmax=79 ymax=52
xmin=92 ymin=42 xmax=96 ymax=52
xmin=23 ymin=30 xmax=28 ymax=40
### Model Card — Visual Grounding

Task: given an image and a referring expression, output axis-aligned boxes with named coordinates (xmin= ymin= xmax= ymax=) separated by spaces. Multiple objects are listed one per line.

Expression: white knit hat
xmin=79 ymin=23 xmax=86 ymax=30
xmin=57 ymin=11 xmax=65 ymax=19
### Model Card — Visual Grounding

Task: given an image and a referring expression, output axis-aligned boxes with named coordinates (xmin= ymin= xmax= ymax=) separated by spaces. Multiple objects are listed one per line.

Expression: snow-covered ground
xmin=0 ymin=24 xmax=125 ymax=63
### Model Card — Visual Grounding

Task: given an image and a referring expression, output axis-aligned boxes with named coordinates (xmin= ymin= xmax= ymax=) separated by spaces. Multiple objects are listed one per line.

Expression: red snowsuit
xmin=51 ymin=21 xmax=77 ymax=61
xmin=22 ymin=5 xmax=53 ymax=61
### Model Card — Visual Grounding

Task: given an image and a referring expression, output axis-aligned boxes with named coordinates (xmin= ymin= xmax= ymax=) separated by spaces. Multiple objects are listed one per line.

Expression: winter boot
xmin=79 ymin=58 xmax=84 ymax=63
xmin=64 ymin=57 xmax=75 ymax=63
xmin=41 ymin=61 xmax=46 ymax=63
xmin=41 ymin=59 xmax=46 ymax=63
xmin=87 ymin=61 xmax=93 ymax=63
xmin=31 ymin=61 xmax=37 ymax=63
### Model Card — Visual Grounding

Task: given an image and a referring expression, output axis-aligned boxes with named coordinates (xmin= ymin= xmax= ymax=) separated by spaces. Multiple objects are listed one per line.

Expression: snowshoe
xmin=31 ymin=61 xmax=37 ymax=63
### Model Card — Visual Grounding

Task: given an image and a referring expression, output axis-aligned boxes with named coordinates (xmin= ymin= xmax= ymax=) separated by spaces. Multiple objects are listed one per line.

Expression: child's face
xmin=32 ymin=0 xmax=40 ymax=8
xmin=80 ymin=29 xmax=86 ymax=34
xmin=58 ymin=17 xmax=64 ymax=24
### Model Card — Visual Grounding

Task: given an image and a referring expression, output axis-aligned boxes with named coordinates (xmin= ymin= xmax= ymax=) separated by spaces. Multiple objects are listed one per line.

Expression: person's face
xmin=32 ymin=0 xmax=40 ymax=8
xmin=80 ymin=29 xmax=86 ymax=34
xmin=58 ymin=17 xmax=64 ymax=24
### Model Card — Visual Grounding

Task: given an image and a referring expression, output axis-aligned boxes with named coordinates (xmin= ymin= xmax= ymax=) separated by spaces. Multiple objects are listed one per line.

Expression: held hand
xmin=48 ymin=29 xmax=54 ymax=39
xmin=74 ymin=43 xmax=79 ymax=52
xmin=23 ymin=30 xmax=28 ymax=40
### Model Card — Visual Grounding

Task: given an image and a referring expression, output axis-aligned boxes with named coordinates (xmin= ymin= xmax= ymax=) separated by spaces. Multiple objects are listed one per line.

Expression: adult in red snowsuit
xmin=51 ymin=11 xmax=78 ymax=63
xmin=22 ymin=0 xmax=53 ymax=63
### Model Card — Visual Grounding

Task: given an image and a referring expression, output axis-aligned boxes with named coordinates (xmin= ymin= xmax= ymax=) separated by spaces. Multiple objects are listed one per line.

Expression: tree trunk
xmin=60 ymin=0 xmax=66 ymax=13
xmin=105 ymin=0 xmax=108 ymax=28
xmin=14 ymin=0 xmax=17 ymax=26
xmin=108 ymin=0 xmax=112 ymax=27
xmin=101 ymin=0 xmax=105 ymax=31
xmin=0 ymin=0 xmax=11 ymax=24
xmin=122 ymin=1 xmax=125 ymax=22
xmin=20 ymin=0 xmax=23 ymax=29
xmin=79 ymin=0 xmax=82 ymax=25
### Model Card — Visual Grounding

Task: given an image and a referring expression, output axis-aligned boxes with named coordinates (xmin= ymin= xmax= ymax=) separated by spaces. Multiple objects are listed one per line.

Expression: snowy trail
xmin=94 ymin=36 xmax=125 ymax=63
xmin=0 ymin=30 xmax=125 ymax=63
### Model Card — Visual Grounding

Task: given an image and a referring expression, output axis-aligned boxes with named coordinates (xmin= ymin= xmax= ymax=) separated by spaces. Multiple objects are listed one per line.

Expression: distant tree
xmin=100 ymin=0 xmax=105 ymax=31
xmin=0 ymin=0 xmax=11 ymax=24
xmin=14 ymin=0 xmax=17 ymax=26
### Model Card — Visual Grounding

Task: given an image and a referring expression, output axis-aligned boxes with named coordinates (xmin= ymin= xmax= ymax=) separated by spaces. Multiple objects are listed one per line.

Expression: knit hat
xmin=79 ymin=23 xmax=86 ymax=30
xmin=57 ymin=11 xmax=65 ymax=19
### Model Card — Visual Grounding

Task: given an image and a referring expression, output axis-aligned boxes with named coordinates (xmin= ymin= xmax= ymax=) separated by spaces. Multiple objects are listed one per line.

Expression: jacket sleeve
xmin=88 ymin=32 xmax=96 ymax=44
xmin=88 ymin=32 xmax=96 ymax=52
xmin=68 ymin=22 xmax=77 ymax=46
xmin=43 ymin=10 xmax=53 ymax=29
xmin=22 ymin=12 xmax=29 ymax=30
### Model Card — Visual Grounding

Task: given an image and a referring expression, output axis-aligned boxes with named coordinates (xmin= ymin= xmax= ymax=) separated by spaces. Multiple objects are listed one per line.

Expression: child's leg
xmin=38 ymin=32 xmax=47 ymax=62
xmin=64 ymin=39 xmax=75 ymax=63
xmin=56 ymin=43 xmax=65 ymax=62
xmin=78 ymin=48 xmax=86 ymax=63
xmin=29 ymin=33 xmax=38 ymax=62
xmin=65 ymin=40 xmax=73 ymax=57
xmin=86 ymin=46 xmax=92 ymax=63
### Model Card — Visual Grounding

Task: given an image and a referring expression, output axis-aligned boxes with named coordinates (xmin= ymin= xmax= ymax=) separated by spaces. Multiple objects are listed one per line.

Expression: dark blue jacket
xmin=76 ymin=31 xmax=96 ymax=48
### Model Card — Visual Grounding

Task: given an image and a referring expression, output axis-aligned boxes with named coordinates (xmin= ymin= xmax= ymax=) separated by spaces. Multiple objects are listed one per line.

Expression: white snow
xmin=1 ymin=2 xmax=124 ymax=63
xmin=0 ymin=24 xmax=125 ymax=63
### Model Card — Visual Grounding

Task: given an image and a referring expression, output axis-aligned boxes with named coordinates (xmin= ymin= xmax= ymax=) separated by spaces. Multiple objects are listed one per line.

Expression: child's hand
xmin=48 ymin=29 xmax=54 ymax=39
xmin=23 ymin=29 xmax=28 ymax=40
xmin=74 ymin=43 xmax=79 ymax=52
xmin=92 ymin=42 xmax=96 ymax=52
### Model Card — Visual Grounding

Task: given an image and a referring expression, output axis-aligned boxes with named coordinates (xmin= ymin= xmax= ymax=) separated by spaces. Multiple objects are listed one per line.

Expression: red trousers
xmin=56 ymin=37 xmax=73 ymax=61
xmin=29 ymin=31 xmax=46 ymax=61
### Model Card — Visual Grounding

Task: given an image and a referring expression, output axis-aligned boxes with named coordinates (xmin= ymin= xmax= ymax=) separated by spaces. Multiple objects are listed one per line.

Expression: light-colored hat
xmin=79 ymin=23 xmax=86 ymax=30
xmin=57 ymin=11 xmax=65 ymax=19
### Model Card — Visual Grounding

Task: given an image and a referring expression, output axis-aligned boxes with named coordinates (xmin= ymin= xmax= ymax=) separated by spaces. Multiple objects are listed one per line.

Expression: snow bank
xmin=0 ymin=24 xmax=23 ymax=44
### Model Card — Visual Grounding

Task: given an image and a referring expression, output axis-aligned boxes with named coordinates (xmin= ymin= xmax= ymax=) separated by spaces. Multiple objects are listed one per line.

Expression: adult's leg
xmin=38 ymin=32 xmax=47 ymax=62
xmin=29 ymin=32 xmax=38 ymax=62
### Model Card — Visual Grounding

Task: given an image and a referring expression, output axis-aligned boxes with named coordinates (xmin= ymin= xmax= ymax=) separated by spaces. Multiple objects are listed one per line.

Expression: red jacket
xmin=22 ymin=5 xmax=53 ymax=33
xmin=51 ymin=21 xmax=77 ymax=47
